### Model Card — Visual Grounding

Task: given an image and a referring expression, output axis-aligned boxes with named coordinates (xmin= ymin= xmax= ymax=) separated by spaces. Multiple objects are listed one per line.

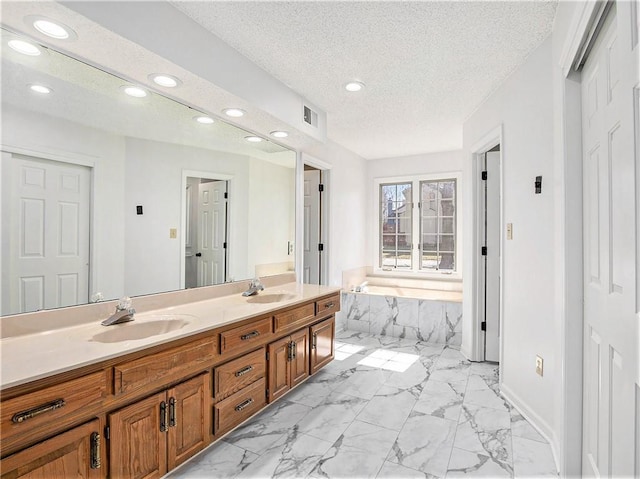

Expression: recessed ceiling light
xmin=245 ymin=136 xmax=263 ymax=143
xmin=29 ymin=84 xmax=51 ymax=94
xmin=32 ymin=19 xmax=72 ymax=39
xmin=122 ymin=86 xmax=148 ymax=98
xmin=8 ymin=39 xmax=41 ymax=56
xmin=194 ymin=115 xmax=214 ymax=124
xmin=345 ymin=81 xmax=365 ymax=92
xmin=270 ymin=131 xmax=289 ymax=138
xmin=149 ymin=74 xmax=181 ymax=88
xmin=223 ymin=108 xmax=245 ymax=118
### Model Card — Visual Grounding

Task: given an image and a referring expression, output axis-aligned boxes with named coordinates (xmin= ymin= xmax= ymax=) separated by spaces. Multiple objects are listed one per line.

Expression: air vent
xmin=303 ymin=105 xmax=318 ymax=127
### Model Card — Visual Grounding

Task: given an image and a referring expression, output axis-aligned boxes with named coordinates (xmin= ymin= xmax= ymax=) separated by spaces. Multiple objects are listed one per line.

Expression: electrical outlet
xmin=507 ymin=223 xmax=513 ymax=240
xmin=169 ymin=228 xmax=177 ymax=239
xmin=536 ymin=355 xmax=544 ymax=376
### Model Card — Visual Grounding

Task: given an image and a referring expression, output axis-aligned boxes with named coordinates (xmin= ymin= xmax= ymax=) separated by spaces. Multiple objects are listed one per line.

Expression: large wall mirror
xmin=1 ymin=28 xmax=296 ymax=316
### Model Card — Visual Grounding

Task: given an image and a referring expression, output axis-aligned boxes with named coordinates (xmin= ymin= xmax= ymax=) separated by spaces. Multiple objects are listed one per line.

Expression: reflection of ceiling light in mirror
xmin=8 ymin=39 xmax=41 ymax=56
xmin=123 ymin=86 xmax=148 ymax=98
xmin=270 ymin=131 xmax=289 ymax=138
xmin=194 ymin=116 xmax=214 ymax=124
xmin=223 ymin=108 xmax=245 ymax=118
xmin=32 ymin=19 xmax=72 ymax=39
xmin=150 ymin=74 xmax=180 ymax=88
xmin=245 ymin=136 xmax=263 ymax=143
xmin=345 ymin=81 xmax=365 ymax=92
xmin=29 ymin=84 xmax=51 ymax=94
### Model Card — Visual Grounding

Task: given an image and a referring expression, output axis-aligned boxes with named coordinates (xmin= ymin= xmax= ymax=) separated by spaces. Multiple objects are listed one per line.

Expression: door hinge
xmin=318 ymin=183 xmax=324 ymax=192
xmin=481 ymin=321 xmax=487 ymax=331
xmin=104 ymin=425 xmax=110 ymax=440
xmin=266 ymin=352 xmax=269 ymax=361
xmin=224 ymin=192 xmax=228 ymax=199
xmin=481 ymin=246 xmax=487 ymax=256
xmin=481 ymin=171 xmax=487 ymax=180
xmin=223 ymin=242 xmax=227 ymax=249
xmin=318 ymin=243 xmax=324 ymax=252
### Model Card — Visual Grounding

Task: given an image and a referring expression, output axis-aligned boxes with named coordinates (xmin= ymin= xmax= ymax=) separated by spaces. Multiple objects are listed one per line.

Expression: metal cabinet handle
xmin=291 ymin=341 xmax=297 ymax=360
xmin=90 ymin=432 xmax=101 ymax=469
xmin=312 ymin=333 xmax=317 ymax=350
xmin=169 ymin=397 xmax=176 ymax=428
xmin=240 ymin=331 xmax=260 ymax=341
xmin=234 ymin=398 xmax=254 ymax=412
xmin=235 ymin=365 xmax=254 ymax=377
xmin=324 ymin=302 xmax=335 ymax=309
xmin=12 ymin=399 xmax=66 ymax=423
xmin=160 ymin=401 xmax=168 ymax=432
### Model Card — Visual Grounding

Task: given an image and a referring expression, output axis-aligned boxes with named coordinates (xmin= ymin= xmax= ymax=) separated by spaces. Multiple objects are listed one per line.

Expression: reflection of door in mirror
xmin=1 ymin=152 xmax=91 ymax=315
xmin=303 ymin=168 xmax=321 ymax=284
xmin=185 ymin=177 xmax=228 ymax=288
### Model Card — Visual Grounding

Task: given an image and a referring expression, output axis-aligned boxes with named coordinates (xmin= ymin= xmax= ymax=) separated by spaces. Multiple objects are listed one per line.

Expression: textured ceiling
xmin=171 ymin=1 xmax=558 ymax=159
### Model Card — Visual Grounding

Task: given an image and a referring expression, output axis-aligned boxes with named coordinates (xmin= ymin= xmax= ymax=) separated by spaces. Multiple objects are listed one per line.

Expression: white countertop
xmin=0 ymin=283 xmax=340 ymax=391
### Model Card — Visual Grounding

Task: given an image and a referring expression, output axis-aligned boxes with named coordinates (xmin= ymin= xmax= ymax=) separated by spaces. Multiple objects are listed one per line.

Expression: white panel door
xmin=581 ymin=5 xmax=638 ymax=476
xmin=303 ymin=169 xmax=321 ymax=284
xmin=484 ymin=151 xmax=501 ymax=362
xmin=196 ymin=181 xmax=226 ymax=286
xmin=1 ymin=153 xmax=90 ymax=315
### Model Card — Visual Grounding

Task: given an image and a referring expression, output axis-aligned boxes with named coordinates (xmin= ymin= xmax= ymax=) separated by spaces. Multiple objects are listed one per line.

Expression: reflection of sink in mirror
xmin=246 ymin=293 xmax=297 ymax=304
xmin=90 ymin=316 xmax=190 ymax=343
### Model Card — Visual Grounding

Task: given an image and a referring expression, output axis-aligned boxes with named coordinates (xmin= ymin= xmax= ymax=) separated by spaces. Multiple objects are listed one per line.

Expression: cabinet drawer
xmin=315 ymin=295 xmax=340 ymax=318
xmin=214 ymin=378 xmax=266 ymax=434
xmin=220 ymin=317 xmax=272 ymax=355
xmin=113 ymin=336 xmax=216 ymax=395
xmin=214 ymin=348 xmax=266 ymax=400
xmin=1 ymin=371 xmax=107 ymax=453
xmin=273 ymin=303 xmax=315 ymax=333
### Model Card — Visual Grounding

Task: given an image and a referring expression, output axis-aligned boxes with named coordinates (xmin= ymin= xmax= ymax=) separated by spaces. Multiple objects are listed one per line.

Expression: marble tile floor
xmin=167 ymin=331 xmax=558 ymax=479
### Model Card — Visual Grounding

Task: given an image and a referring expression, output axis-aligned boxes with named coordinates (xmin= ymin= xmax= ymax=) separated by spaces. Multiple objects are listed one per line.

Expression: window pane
xmin=439 ymin=181 xmax=455 ymax=199
xmin=440 ymin=234 xmax=455 ymax=251
xmin=439 ymin=253 xmax=455 ymax=270
xmin=440 ymin=217 xmax=454 ymax=234
xmin=422 ymin=218 xmax=437 ymax=235
xmin=440 ymin=199 xmax=455 ymax=216
xmin=422 ymin=235 xmax=437 ymax=252
xmin=382 ymin=234 xmax=396 ymax=248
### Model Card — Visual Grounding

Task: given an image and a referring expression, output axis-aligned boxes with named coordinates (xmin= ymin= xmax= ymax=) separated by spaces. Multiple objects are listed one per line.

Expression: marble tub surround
xmin=0 ymin=279 xmax=339 ymax=389
xmin=342 ymin=292 xmax=462 ymax=346
xmin=168 ymin=330 xmax=557 ymax=478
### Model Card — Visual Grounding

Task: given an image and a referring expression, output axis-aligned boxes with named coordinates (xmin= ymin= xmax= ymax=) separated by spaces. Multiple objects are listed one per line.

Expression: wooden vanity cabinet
xmin=267 ymin=328 xmax=309 ymax=402
xmin=0 ymin=419 xmax=103 ymax=479
xmin=310 ymin=317 xmax=335 ymax=375
xmin=108 ymin=373 xmax=210 ymax=478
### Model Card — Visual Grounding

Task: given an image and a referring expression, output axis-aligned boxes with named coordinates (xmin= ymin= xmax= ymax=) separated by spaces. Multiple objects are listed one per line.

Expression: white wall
xmin=462 ymin=36 xmax=560 ymax=455
xmin=366 ymin=150 xmax=464 ymax=275
xmin=1 ymin=104 xmax=126 ymax=301
xmin=124 ymin=137 xmax=252 ymax=296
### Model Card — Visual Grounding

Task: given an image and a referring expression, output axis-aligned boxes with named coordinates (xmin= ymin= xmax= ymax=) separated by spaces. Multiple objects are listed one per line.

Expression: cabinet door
xmin=1 ymin=419 xmax=102 ymax=479
xmin=310 ymin=317 xmax=335 ymax=375
xmin=290 ymin=329 xmax=309 ymax=388
xmin=167 ymin=373 xmax=211 ymax=470
xmin=268 ymin=337 xmax=291 ymax=402
xmin=109 ymin=392 xmax=167 ymax=479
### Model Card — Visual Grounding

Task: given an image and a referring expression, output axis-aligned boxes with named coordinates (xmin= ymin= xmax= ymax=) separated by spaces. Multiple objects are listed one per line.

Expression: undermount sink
xmin=90 ymin=315 xmax=191 ymax=343
xmin=246 ymin=293 xmax=297 ymax=304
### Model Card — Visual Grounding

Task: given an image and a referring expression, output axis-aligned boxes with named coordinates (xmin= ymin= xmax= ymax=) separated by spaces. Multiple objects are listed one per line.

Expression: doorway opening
xmin=184 ymin=176 xmax=229 ymax=288
xmin=303 ymin=165 xmax=323 ymax=284
xmin=479 ymin=144 xmax=501 ymax=362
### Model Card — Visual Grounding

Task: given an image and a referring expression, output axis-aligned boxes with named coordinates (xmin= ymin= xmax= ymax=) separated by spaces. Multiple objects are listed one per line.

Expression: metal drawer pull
xmin=240 ymin=331 xmax=260 ymax=341
xmin=169 ymin=397 xmax=176 ymax=427
xmin=312 ymin=333 xmax=317 ymax=349
xmin=235 ymin=365 xmax=254 ymax=377
xmin=90 ymin=432 xmax=101 ymax=469
xmin=160 ymin=401 xmax=168 ymax=432
xmin=12 ymin=398 xmax=66 ymax=423
xmin=324 ymin=302 xmax=335 ymax=309
xmin=235 ymin=398 xmax=254 ymax=412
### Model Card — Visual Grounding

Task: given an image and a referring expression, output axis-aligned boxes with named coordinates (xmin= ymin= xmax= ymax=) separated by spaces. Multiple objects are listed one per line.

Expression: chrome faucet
xmin=101 ymin=297 xmax=136 ymax=326
xmin=242 ymin=278 xmax=264 ymax=297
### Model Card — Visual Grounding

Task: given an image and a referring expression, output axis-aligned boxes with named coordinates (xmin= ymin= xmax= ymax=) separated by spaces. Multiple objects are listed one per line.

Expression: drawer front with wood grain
xmin=273 ymin=303 xmax=315 ymax=333
xmin=1 ymin=371 xmax=107 ymax=454
xmin=219 ymin=317 xmax=272 ymax=355
xmin=214 ymin=348 xmax=266 ymax=400
xmin=214 ymin=378 xmax=266 ymax=434
xmin=113 ymin=337 xmax=217 ymax=396
xmin=315 ymin=295 xmax=340 ymax=318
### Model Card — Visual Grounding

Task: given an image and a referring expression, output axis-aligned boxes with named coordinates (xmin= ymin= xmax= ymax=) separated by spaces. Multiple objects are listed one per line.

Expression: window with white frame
xmin=377 ymin=175 xmax=458 ymax=274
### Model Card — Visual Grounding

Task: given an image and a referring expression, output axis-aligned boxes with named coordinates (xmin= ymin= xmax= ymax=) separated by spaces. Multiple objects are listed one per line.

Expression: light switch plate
xmin=536 ymin=355 xmax=544 ymax=376
xmin=169 ymin=228 xmax=177 ymax=239
xmin=507 ymin=223 xmax=513 ymax=240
